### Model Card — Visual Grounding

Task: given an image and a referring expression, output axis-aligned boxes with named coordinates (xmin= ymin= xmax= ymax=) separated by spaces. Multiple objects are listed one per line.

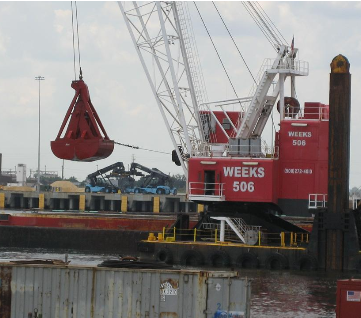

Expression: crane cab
xmin=188 ymin=102 xmax=329 ymax=217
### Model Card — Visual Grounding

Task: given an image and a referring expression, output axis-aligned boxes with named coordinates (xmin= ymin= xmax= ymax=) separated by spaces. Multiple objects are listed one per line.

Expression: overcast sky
xmin=0 ymin=1 xmax=361 ymax=187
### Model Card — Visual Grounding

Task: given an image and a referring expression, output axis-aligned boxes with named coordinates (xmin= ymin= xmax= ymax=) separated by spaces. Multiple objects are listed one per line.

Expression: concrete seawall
xmin=0 ymin=191 xmax=198 ymax=213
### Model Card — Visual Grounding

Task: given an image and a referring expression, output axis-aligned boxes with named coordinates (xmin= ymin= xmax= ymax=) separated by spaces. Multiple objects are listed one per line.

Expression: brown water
xmin=0 ymin=249 xmax=359 ymax=317
xmin=244 ymin=269 xmax=346 ymax=318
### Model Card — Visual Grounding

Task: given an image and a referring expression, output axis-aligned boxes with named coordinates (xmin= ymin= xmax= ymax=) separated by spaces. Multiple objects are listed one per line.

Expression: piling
xmin=326 ymin=55 xmax=351 ymax=270
xmin=309 ymin=55 xmax=359 ymax=271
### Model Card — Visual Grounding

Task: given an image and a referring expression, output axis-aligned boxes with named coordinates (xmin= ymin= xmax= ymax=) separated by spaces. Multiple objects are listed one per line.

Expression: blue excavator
xmin=124 ymin=162 xmax=177 ymax=195
xmin=85 ymin=162 xmax=127 ymax=193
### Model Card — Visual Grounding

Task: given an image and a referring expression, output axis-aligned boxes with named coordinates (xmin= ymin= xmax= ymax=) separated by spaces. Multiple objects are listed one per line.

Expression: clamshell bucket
xmin=51 ymin=80 xmax=114 ymax=162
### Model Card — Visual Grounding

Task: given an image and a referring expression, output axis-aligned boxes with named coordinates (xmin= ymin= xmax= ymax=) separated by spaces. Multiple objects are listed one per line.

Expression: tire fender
xmin=297 ymin=255 xmax=318 ymax=271
xmin=180 ymin=250 xmax=204 ymax=267
xmin=209 ymin=250 xmax=231 ymax=267
xmin=236 ymin=252 xmax=259 ymax=269
xmin=156 ymin=248 xmax=173 ymax=265
xmin=265 ymin=253 xmax=289 ymax=270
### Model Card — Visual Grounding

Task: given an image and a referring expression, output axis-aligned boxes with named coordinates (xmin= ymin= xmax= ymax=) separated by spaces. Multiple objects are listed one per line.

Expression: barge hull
xmin=0 ymin=226 xmax=148 ymax=255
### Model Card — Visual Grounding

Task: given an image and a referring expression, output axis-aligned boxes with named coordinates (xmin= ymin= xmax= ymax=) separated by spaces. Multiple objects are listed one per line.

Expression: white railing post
xmin=309 ymin=193 xmax=328 ymax=209
xmin=220 ymin=220 xmax=225 ymax=242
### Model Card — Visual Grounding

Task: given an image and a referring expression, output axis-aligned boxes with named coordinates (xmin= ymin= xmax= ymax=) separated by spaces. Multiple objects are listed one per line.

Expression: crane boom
xmin=120 ymin=2 xmax=309 ymax=160
xmin=118 ymin=1 xmax=211 ymax=174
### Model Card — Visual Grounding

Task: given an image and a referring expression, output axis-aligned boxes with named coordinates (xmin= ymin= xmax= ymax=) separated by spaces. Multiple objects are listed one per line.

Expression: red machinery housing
xmin=188 ymin=102 xmax=329 ymax=216
xmin=336 ymin=279 xmax=361 ymax=318
xmin=51 ymin=80 xmax=114 ymax=162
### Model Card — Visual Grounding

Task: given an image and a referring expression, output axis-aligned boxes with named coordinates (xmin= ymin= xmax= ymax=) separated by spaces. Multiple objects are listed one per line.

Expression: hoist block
xmin=51 ymin=80 xmax=114 ymax=162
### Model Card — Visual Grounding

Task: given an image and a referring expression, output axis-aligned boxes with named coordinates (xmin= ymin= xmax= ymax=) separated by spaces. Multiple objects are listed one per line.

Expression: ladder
xmin=175 ymin=2 xmax=210 ymax=143
xmin=211 ymin=217 xmax=260 ymax=244
xmin=236 ymin=46 xmax=286 ymax=139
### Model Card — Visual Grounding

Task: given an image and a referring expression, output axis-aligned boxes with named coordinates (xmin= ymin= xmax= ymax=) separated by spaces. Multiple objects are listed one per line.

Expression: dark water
xmin=243 ymin=269 xmax=351 ymax=318
xmin=0 ymin=249 xmax=359 ymax=317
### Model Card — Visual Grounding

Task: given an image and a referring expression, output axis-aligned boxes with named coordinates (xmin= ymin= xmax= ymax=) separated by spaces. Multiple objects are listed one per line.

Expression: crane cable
xmin=69 ymin=3 xmax=168 ymax=156
xmin=248 ymin=2 xmax=282 ymax=47
xmin=114 ymin=141 xmax=170 ymax=155
xmin=212 ymin=2 xmax=257 ymax=86
xmin=244 ymin=2 xmax=289 ymax=135
xmin=212 ymin=1 xmax=283 ymax=136
xmin=71 ymin=2 xmax=76 ymax=80
xmin=193 ymin=2 xmax=240 ymax=101
xmin=253 ymin=2 xmax=288 ymax=46
xmin=242 ymin=2 xmax=277 ymax=51
xmin=70 ymin=1 xmax=83 ymax=80
xmin=242 ymin=2 xmax=289 ymax=51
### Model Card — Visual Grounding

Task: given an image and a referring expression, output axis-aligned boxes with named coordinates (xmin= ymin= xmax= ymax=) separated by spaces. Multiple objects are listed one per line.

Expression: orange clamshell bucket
xmin=51 ymin=80 xmax=114 ymax=162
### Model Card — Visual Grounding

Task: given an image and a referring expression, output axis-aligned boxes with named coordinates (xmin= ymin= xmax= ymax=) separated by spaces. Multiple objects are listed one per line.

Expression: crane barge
xmin=119 ymin=1 xmax=328 ymax=219
xmin=116 ymin=1 xmax=334 ymax=270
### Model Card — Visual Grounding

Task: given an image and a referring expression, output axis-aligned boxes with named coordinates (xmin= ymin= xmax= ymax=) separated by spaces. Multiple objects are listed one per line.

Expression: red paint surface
xmin=189 ymin=157 xmax=278 ymax=203
xmin=278 ymin=108 xmax=329 ymax=200
xmin=0 ymin=214 xmax=196 ymax=231
xmin=297 ymin=224 xmax=313 ymax=232
xmin=200 ymin=111 xmax=240 ymax=143
xmin=336 ymin=279 xmax=361 ymax=318
xmin=188 ymin=102 xmax=329 ymax=205
xmin=51 ymin=79 xmax=114 ymax=162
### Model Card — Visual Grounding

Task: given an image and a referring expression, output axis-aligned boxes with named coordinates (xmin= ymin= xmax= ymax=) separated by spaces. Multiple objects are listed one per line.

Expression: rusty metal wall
xmin=0 ymin=264 xmax=250 ymax=318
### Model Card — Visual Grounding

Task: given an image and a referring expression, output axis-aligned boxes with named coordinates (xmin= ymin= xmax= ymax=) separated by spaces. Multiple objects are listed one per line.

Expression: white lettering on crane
xmin=222 ymin=167 xmax=265 ymax=178
xmin=288 ymin=131 xmax=312 ymax=138
xmin=223 ymin=167 xmax=234 ymax=177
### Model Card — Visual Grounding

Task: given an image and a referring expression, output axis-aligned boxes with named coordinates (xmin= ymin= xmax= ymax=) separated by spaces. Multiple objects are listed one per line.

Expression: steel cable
xmin=193 ymin=2 xmax=239 ymax=100
xmin=212 ymin=2 xmax=257 ymax=85
xmin=71 ymin=2 xmax=77 ymax=80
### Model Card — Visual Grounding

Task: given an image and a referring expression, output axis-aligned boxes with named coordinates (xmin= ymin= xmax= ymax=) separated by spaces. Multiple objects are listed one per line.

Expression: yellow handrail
xmin=280 ymin=232 xmax=285 ymax=247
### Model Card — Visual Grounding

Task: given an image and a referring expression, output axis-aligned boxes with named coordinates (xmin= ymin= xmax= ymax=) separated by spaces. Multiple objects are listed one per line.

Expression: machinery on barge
xmin=119 ymin=1 xmax=329 ymax=218
xmin=48 ymin=1 xmax=329 ymax=219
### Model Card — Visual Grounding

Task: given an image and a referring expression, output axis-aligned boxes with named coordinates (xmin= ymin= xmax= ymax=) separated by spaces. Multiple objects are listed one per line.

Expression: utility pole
xmin=62 ymin=159 xmax=64 ymax=180
xmin=35 ymin=76 xmax=45 ymax=193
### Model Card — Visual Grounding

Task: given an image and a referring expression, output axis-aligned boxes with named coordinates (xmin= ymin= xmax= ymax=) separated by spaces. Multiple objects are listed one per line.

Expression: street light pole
xmin=35 ymin=76 xmax=45 ymax=193
xmin=62 ymin=159 xmax=64 ymax=180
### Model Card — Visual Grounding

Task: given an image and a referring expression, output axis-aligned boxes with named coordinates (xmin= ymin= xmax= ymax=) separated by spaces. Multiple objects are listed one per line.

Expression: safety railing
xmin=227 ymin=144 xmax=279 ymax=159
xmin=353 ymin=197 xmax=361 ymax=210
xmin=190 ymin=143 xmax=279 ymax=159
xmin=280 ymin=105 xmax=329 ymax=121
xmin=188 ymin=182 xmax=225 ymax=201
xmin=148 ymin=227 xmax=309 ymax=248
xmin=309 ymin=194 xmax=327 ymax=209
xmin=190 ymin=142 xmax=211 ymax=157
xmin=262 ymin=57 xmax=309 ymax=76
xmin=204 ymin=220 xmax=262 ymax=237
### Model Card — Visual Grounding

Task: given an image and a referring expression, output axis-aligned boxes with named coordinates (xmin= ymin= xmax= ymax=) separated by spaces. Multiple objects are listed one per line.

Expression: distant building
xmin=16 ymin=164 xmax=27 ymax=186
xmin=0 ymin=153 xmax=15 ymax=185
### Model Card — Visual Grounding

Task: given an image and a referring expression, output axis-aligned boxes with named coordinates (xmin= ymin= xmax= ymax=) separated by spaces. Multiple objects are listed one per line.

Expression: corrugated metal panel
xmin=0 ymin=264 xmax=250 ymax=318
